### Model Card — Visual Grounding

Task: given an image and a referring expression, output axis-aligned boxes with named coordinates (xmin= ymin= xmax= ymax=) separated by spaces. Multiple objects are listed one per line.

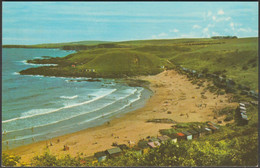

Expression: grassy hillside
xmin=2 ymin=40 xmax=110 ymax=49
xmin=20 ymin=48 xmax=167 ymax=78
xmin=18 ymin=37 xmax=258 ymax=89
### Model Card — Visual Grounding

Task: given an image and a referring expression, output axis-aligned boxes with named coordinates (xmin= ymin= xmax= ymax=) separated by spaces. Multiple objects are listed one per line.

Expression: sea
xmin=2 ymin=48 xmax=152 ymax=150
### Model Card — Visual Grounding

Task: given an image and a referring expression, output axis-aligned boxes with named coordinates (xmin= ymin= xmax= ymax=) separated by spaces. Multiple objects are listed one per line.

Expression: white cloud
xmin=158 ymin=33 xmax=168 ymax=37
xmin=212 ymin=16 xmax=231 ymax=22
xmin=170 ymin=29 xmax=179 ymax=33
xmin=203 ymin=27 xmax=209 ymax=33
xmin=238 ymin=28 xmax=253 ymax=33
xmin=216 ymin=16 xmax=231 ymax=22
xmin=152 ymin=32 xmax=168 ymax=39
xmin=192 ymin=25 xmax=201 ymax=29
xmin=212 ymin=32 xmax=220 ymax=36
xmin=217 ymin=9 xmax=225 ymax=15
xmin=230 ymin=22 xmax=235 ymax=30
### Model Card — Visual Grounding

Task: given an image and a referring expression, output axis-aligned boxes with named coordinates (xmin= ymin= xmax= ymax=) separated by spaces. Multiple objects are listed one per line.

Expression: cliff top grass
xmin=15 ymin=37 xmax=258 ymax=90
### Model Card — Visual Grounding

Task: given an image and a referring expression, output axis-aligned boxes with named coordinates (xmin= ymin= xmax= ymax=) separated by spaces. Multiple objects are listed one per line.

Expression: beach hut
xmin=196 ymin=128 xmax=207 ymax=137
xmin=204 ymin=128 xmax=212 ymax=134
xmin=157 ymin=135 xmax=171 ymax=143
xmin=239 ymin=106 xmax=246 ymax=111
xmin=132 ymin=146 xmax=143 ymax=155
xmin=94 ymin=151 xmax=107 ymax=162
xmin=105 ymin=147 xmax=122 ymax=158
xmin=239 ymin=103 xmax=245 ymax=107
xmin=207 ymin=121 xmax=217 ymax=127
xmin=175 ymin=133 xmax=186 ymax=141
xmin=117 ymin=144 xmax=129 ymax=151
xmin=147 ymin=141 xmax=161 ymax=149
xmin=138 ymin=140 xmax=150 ymax=154
xmin=168 ymin=134 xmax=178 ymax=143
xmin=148 ymin=137 xmax=159 ymax=142
xmin=187 ymin=130 xmax=199 ymax=139
xmin=241 ymin=113 xmax=248 ymax=119
xmin=240 ymin=109 xmax=246 ymax=114
xmin=182 ymin=131 xmax=192 ymax=140
xmin=208 ymin=125 xmax=219 ymax=133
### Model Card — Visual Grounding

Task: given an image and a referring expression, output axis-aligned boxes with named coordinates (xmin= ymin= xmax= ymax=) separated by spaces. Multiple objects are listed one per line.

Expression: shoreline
xmin=4 ymin=70 xmax=237 ymax=163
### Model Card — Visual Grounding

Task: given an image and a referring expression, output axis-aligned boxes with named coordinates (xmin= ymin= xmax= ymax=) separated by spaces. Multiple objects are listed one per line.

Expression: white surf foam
xmin=12 ymin=72 xmax=20 ymax=75
xmin=4 ymin=88 xmax=140 ymax=133
xmin=60 ymin=95 xmax=78 ymax=99
xmin=21 ymin=60 xmax=57 ymax=66
xmin=78 ymin=88 xmax=143 ymax=125
xmin=2 ymin=89 xmax=117 ymax=123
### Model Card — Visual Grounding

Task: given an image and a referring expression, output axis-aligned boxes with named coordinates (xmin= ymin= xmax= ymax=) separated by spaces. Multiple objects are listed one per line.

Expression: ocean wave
xmin=20 ymin=60 xmax=58 ymax=66
xmin=60 ymin=95 xmax=78 ymax=99
xmin=12 ymin=72 xmax=20 ymax=75
xmin=25 ymin=74 xmax=45 ymax=78
xmin=2 ymin=89 xmax=117 ymax=124
xmin=3 ymin=88 xmax=140 ymax=134
xmin=2 ymin=132 xmax=44 ymax=142
xmin=78 ymin=88 xmax=143 ymax=125
xmin=21 ymin=108 xmax=57 ymax=117
xmin=11 ymin=93 xmax=44 ymax=102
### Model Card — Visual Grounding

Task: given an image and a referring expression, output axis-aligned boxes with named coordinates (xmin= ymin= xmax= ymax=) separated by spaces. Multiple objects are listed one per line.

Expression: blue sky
xmin=2 ymin=2 xmax=258 ymax=45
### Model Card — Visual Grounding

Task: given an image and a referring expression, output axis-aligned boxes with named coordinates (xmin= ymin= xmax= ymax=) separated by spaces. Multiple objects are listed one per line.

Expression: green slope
xmin=3 ymin=40 xmax=110 ymax=49
xmin=20 ymin=48 xmax=166 ymax=78
xmin=19 ymin=37 xmax=258 ymax=90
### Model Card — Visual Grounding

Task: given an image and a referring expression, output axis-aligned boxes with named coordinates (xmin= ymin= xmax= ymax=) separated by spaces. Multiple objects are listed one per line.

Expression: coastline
xmin=4 ymin=70 xmax=237 ymax=163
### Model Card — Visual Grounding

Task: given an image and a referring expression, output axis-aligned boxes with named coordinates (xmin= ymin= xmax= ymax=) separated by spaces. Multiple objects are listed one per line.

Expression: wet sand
xmin=4 ymin=70 xmax=237 ymax=163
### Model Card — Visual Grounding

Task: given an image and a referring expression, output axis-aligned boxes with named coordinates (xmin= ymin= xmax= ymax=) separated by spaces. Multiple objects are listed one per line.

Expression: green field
xmin=18 ymin=37 xmax=258 ymax=90
xmin=2 ymin=40 xmax=110 ymax=49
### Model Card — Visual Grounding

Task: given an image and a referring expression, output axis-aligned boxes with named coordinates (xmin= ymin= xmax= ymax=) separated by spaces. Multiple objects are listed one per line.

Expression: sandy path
xmin=4 ymin=70 xmax=237 ymax=163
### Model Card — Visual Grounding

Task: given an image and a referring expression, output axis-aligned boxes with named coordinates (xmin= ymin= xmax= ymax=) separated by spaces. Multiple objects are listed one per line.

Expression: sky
xmin=2 ymin=2 xmax=258 ymax=45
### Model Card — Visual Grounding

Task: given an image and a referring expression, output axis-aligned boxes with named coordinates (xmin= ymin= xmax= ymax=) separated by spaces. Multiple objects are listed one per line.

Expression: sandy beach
xmin=4 ymin=70 xmax=237 ymax=163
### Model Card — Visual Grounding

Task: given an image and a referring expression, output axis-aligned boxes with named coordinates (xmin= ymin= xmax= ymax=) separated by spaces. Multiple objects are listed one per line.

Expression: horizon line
xmin=2 ymin=36 xmax=258 ymax=46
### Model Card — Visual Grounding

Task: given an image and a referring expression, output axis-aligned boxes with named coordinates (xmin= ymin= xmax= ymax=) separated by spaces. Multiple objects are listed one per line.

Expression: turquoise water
xmin=2 ymin=48 xmax=151 ymax=150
